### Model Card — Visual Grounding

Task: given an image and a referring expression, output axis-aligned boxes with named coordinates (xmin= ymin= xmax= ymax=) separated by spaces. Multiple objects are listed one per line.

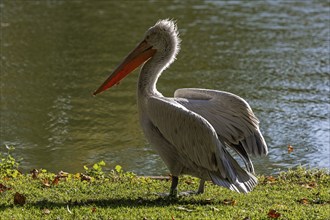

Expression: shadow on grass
xmin=0 ymin=196 xmax=215 ymax=210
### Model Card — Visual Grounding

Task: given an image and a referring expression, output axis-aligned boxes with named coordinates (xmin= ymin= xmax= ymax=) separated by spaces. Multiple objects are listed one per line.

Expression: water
xmin=1 ymin=0 xmax=329 ymax=175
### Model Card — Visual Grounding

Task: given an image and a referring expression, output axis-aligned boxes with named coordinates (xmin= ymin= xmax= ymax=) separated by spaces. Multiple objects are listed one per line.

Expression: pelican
xmin=94 ymin=19 xmax=268 ymax=196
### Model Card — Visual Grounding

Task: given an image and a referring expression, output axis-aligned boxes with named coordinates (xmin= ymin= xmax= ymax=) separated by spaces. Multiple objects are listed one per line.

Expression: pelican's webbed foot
xmin=155 ymin=177 xmax=205 ymax=198
xmin=178 ymin=179 xmax=205 ymax=196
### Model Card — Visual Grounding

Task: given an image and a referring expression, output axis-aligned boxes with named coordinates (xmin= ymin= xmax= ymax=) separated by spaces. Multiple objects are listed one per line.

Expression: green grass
xmin=0 ymin=167 xmax=329 ymax=220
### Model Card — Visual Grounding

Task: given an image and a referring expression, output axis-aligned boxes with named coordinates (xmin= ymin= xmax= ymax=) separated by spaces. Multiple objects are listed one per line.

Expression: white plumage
xmin=94 ymin=19 xmax=268 ymax=196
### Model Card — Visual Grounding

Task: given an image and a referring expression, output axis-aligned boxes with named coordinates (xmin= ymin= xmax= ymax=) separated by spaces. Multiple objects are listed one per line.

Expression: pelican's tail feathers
xmin=210 ymin=169 xmax=257 ymax=193
xmin=211 ymin=145 xmax=258 ymax=193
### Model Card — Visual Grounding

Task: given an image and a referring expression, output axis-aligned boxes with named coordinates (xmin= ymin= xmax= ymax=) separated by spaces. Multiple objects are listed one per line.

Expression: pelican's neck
xmin=137 ymin=55 xmax=164 ymax=97
xmin=137 ymin=19 xmax=180 ymax=98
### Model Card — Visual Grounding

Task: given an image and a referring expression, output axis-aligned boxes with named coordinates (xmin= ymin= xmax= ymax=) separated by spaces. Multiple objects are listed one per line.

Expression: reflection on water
xmin=1 ymin=1 xmax=329 ymax=175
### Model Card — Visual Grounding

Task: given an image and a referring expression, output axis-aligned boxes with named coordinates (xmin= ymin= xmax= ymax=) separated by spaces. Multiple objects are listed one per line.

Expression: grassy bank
xmin=0 ymin=166 xmax=329 ymax=219
xmin=1 ymin=147 xmax=329 ymax=219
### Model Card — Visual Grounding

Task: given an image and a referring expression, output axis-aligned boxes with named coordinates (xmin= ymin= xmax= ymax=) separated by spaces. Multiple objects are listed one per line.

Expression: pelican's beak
xmin=93 ymin=40 xmax=156 ymax=96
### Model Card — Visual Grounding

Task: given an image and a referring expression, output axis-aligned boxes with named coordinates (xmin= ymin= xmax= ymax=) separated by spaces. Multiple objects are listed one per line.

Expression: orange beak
xmin=93 ymin=40 xmax=156 ymax=96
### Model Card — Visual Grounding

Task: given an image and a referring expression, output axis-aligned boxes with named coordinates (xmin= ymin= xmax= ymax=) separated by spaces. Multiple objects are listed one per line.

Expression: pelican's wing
xmin=147 ymin=96 xmax=257 ymax=193
xmin=174 ymin=88 xmax=268 ymax=171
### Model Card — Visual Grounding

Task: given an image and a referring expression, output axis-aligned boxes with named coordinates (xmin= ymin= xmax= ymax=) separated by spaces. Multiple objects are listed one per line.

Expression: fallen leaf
xmin=265 ymin=176 xmax=276 ymax=184
xmin=308 ymin=182 xmax=317 ymax=187
xmin=176 ymin=206 xmax=194 ymax=212
xmin=171 ymin=216 xmax=175 ymax=220
xmin=209 ymin=206 xmax=219 ymax=211
xmin=42 ymin=179 xmax=51 ymax=188
xmin=81 ymin=173 xmax=91 ymax=182
xmin=288 ymin=145 xmax=294 ymax=153
xmin=52 ymin=176 xmax=60 ymax=185
xmin=91 ymin=207 xmax=96 ymax=213
xmin=267 ymin=209 xmax=281 ymax=219
xmin=58 ymin=171 xmax=69 ymax=178
xmin=299 ymin=198 xmax=309 ymax=204
xmin=301 ymin=182 xmax=317 ymax=189
xmin=43 ymin=208 xmax=51 ymax=215
xmin=30 ymin=169 xmax=39 ymax=179
xmin=223 ymin=198 xmax=237 ymax=206
xmin=185 ymin=179 xmax=193 ymax=185
xmin=14 ymin=192 xmax=26 ymax=205
xmin=0 ymin=183 xmax=11 ymax=193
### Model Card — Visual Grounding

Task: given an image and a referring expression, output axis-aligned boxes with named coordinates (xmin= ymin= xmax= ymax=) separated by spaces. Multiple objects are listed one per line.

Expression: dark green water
xmin=1 ymin=0 xmax=329 ymax=175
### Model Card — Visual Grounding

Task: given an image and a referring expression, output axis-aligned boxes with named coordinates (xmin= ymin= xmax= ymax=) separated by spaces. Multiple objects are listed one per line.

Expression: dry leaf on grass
xmin=299 ymin=198 xmax=309 ymax=205
xmin=0 ymin=183 xmax=11 ymax=193
xmin=50 ymin=171 xmax=70 ymax=186
xmin=14 ymin=192 xmax=26 ymax=205
xmin=58 ymin=171 xmax=69 ymax=178
xmin=176 ymin=206 xmax=194 ymax=212
xmin=223 ymin=198 xmax=237 ymax=206
xmin=267 ymin=209 xmax=281 ymax=219
xmin=81 ymin=173 xmax=92 ymax=182
xmin=301 ymin=182 xmax=317 ymax=189
xmin=42 ymin=179 xmax=51 ymax=188
xmin=43 ymin=208 xmax=51 ymax=215
xmin=184 ymin=179 xmax=193 ymax=185
xmin=30 ymin=169 xmax=39 ymax=179
xmin=209 ymin=206 xmax=219 ymax=211
xmin=52 ymin=176 xmax=60 ymax=185
xmin=267 ymin=176 xmax=276 ymax=182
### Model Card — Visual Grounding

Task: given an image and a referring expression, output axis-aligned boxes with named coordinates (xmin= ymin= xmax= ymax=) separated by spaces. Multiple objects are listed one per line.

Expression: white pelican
xmin=94 ymin=19 xmax=268 ymax=196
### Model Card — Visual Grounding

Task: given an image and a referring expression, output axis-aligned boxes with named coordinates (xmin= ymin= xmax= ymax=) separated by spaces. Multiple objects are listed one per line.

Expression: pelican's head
xmin=144 ymin=19 xmax=180 ymax=67
xmin=93 ymin=19 xmax=181 ymax=95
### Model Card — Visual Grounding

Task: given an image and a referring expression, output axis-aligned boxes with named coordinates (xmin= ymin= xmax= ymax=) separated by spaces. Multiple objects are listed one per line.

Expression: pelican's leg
xmin=158 ymin=177 xmax=203 ymax=197
xmin=169 ymin=176 xmax=179 ymax=197
xmin=197 ymin=179 xmax=205 ymax=194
